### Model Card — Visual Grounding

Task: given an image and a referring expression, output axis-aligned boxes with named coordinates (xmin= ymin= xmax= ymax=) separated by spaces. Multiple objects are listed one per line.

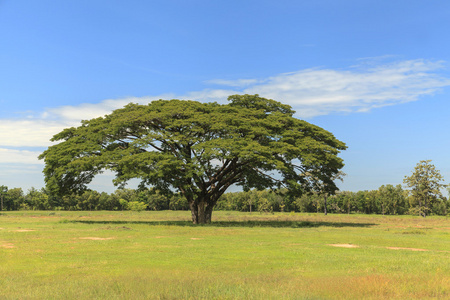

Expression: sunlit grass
xmin=0 ymin=211 xmax=449 ymax=299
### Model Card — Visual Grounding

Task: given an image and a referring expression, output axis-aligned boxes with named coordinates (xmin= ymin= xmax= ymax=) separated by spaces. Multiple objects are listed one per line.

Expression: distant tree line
xmin=0 ymin=186 xmax=189 ymax=212
xmin=217 ymin=184 xmax=448 ymax=216
xmin=0 ymin=184 xmax=448 ymax=216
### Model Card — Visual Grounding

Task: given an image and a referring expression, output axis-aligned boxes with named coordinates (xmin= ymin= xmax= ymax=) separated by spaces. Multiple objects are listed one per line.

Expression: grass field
xmin=0 ymin=211 xmax=449 ymax=299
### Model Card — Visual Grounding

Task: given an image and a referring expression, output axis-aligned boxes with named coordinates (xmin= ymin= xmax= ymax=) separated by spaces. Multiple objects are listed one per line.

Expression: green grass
xmin=1 ymin=211 xmax=449 ymax=299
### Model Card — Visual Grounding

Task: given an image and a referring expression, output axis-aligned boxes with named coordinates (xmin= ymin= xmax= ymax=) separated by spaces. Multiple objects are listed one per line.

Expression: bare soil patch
xmin=328 ymin=244 xmax=359 ymax=248
xmin=14 ymin=229 xmax=35 ymax=232
xmin=0 ymin=242 xmax=14 ymax=248
xmin=79 ymin=237 xmax=115 ymax=240
xmin=386 ymin=247 xmax=429 ymax=252
xmin=190 ymin=238 xmax=204 ymax=240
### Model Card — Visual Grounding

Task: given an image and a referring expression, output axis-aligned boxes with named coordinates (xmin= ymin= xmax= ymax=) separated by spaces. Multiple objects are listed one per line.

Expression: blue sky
xmin=1 ymin=0 xmax=450 ymax=194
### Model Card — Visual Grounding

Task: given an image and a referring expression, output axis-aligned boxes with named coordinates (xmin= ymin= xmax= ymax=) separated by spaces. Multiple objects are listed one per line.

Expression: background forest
xmin=1 ymin=184 xmax=448 ymax=216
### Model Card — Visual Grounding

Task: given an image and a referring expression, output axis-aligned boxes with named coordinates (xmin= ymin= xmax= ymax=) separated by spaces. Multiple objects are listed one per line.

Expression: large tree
xmin=39 ymin=94 xmax=346 ymax=223
xmin=403 ymin=160 xmax=445 ymax=217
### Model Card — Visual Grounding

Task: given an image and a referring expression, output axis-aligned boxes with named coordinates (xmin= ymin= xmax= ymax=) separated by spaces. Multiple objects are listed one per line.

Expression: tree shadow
xmin=69 ymin=220 xmax=376 ymax=228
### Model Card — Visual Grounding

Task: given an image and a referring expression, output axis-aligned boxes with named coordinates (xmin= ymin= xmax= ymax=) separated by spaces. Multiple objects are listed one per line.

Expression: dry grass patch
xmin=0 ymin=241 xmax=14 ymax=248
xmin=328 ymin=243 xmax=359 ymax=248
xmin=78 ymin=237 xmax=115 ymax=240
xmin=386 ymin=247 xmax=429 ymax=252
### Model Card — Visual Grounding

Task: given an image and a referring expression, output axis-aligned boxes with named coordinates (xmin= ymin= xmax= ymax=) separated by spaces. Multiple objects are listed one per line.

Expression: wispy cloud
xmin=0 ymin=119 xmax=67 ymax=147
xmin=0 ymin=148 xmax=43 ymax=165
xmin=240 ymin=59 xmax=450 ymax=117
xmin=201 ymin=59 xmax=450 ymax=117
xmin=1 ymin=59 xmax=449 ymax=151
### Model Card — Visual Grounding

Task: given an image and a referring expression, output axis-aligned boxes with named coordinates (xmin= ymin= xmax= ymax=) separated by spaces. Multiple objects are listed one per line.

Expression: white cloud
xmin=47 ymin=96 xmax=160 ymax=122
xmin=1 ymin=58 xmax=449 ymax=151
xmin=0 ymin=119 xmax=68 ymax=147
xmin=0 ymin=148 xmax=43 ymax=165
xmin=240 ymin=59 xmax=450 ymax=117
xmin=182 ymin=89 xmax=237 ymax=103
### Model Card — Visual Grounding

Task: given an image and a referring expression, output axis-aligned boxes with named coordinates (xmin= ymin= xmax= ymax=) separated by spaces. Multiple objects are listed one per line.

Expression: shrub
xmin=128 ymin=201 xmax=147 ymax=212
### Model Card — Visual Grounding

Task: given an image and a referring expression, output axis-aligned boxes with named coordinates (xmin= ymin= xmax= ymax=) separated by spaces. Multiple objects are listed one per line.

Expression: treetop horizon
xmin=39 ymin=94 xmax=347 ymax=224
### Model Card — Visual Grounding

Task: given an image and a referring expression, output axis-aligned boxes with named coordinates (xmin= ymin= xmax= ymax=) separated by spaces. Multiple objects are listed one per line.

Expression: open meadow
xmin=0 ymin=211 xmax=449 ymax=299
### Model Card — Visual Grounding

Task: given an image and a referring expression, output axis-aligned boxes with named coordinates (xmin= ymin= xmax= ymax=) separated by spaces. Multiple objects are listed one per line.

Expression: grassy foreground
xmin=0 ymin=211 xmax=449 ymax=299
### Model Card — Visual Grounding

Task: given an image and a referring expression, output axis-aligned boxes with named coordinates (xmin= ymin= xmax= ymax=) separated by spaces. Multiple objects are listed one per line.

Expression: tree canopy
xmin=39 ymin=94 xmax=346 ymax=223
xmin=403 ymin=160 xmax=445 ymax=217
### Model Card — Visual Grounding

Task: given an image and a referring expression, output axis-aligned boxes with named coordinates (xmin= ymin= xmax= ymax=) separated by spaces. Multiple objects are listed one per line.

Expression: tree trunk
xmin=205 ymin=205 xmax=213 ymax=224
xmin=419 ymin=199 xmax=426 ymax=218
xmin=189 ymin=201 xmax=199 ymax=224
xmin=424 ymin=197 xmax=428 ymax=218
xmin=198 ymin=201 xmax=207 ymax=224
xmin=189 ymin=200 xmax=213 ymax=224
xmin=323 ymin=194 xmax=327 ymax=216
